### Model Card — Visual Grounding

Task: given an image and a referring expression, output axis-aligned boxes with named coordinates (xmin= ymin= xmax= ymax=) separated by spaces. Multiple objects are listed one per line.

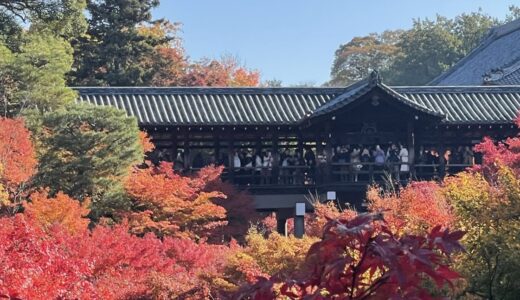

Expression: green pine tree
xmin=0 ymin=33 xmax=76 ymax=117
xmin=31 ymin=103 xmax=144 ymax=219
xmin=71 ymin=0 xmax=166 ymax=86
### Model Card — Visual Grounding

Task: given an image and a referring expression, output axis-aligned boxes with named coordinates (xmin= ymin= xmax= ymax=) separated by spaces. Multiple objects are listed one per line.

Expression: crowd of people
xmin=150 ymin=142 xmax=477 ymax=185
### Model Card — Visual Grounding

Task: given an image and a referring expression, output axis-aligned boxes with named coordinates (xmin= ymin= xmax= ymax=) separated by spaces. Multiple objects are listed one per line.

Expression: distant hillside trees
xmin=329 ymin=9 xmax=520 ymax=86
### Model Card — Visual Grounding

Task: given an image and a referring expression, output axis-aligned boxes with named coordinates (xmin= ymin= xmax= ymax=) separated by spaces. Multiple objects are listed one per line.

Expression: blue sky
xmin=153 ymin=1 xmax=516 ymax=86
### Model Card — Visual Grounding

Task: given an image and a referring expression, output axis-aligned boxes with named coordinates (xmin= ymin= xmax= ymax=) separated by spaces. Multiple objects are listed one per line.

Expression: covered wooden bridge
xmin=76 ymin=72 xmax=520 ymax=212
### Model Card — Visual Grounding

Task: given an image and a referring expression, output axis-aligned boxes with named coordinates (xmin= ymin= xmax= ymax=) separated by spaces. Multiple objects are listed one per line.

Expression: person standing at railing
xmin=174 ymin=152 xmax=184 ymax=172
xmin=399 ymin=143 xmax=409 ymax=179
xmin=374 ymin=145 xmax=386 ymax=181
xmin=316 ymin=149 xmax=327 ymax=184
xmin=360 ymin=146 xmax=371 ymax=181
xmin=262 ymin=151 xmax=273 ymax=184
xmin=463 ymin=146 xmax=474 ymax=166
xmin=304 ymin=147 xmax=316 ymax=184
xmin=254 ymin=150 xmax=263 ymax=184
xmin=350 ymin=145 xmax=362 ymax=182
xmin=244 ymin=150 xmax=253 ymax=185
xmin=232 ymin=150 xmax=242 ymax=184
xmin=293 ymin=151 xmax=305 ymax=185
xmin=374 ymin=145 xmax=385 ymax=168
xmin=387 ymin=143 xmax=400 ymax=178
xmin=337 ymin=146 xmax=350 ymax=182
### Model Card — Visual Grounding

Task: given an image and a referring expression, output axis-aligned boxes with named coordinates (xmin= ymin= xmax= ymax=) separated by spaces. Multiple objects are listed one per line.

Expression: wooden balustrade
xmin=184 ymin=162 xmax=474 ymax=189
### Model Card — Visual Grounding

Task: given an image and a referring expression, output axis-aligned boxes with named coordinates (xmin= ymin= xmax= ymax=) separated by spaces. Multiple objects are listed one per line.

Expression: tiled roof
xmin=75 ymin=84 xmax=520 ymax=126
xmin=430 ymin=19 xmax=520 ymax=85
xmin=310 ymin=73 xmax=444 ymax=119
xmin=395 ymin=86 xmax=520 ymax=124
xmin=76 ymin=87 xmax=342 ymax=126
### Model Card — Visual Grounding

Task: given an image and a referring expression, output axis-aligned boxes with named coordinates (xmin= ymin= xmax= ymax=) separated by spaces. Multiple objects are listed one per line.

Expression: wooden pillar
xmin=316 ymin=134 xmax=324 ymax=184
xmin=214 ymin=136 xmax=220 ymax=165
xmin=227 ymin=135 xmax=235 ymax=182
xmin=407 ymin=121 xmax=415 ymax=178
xmin=272 ymin=133 xmax=279 ymax=184
xmin=438 ymin=133 xmax=446 ymax=179
xmin=276 ymin=217 xmax=287 ymax=237
xmin=324 ymin=123 xmax=333 ymax=183
xmin=171 ymin=133 xmax=178 ymax=163
xmin=276 ymin=208 xmax=292 ymax=237
xmin=183 ymin=134 xmax=190 ymax=170
xmin=297 ymin=133 xmax=303 ymax=154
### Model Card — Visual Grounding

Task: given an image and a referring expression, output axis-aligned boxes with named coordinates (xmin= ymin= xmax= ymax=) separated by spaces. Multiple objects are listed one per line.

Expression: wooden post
xmin=214 ymin=136 xmax=220 ymax=165
xmin=438 ymin=136 xmax=446 ymax=179
xmin=316 ymin=134 xmax=324 ymax=184
xmin=297 ymin=133 xmax=304 ymax=154
xmin=407 ymin=120 xmax=415 ymax=179
xmin=324 ymin=123 xmax=333 ymax=184
xmin=228 ymin=136 xmax=235 ymax=182
xmin=272 ymin=133 xmax=279 ymax=184
xmin=183 ymin=136 xmax=190 ymax=171
xmin=171 ymin=133 xmax=178 ymax=163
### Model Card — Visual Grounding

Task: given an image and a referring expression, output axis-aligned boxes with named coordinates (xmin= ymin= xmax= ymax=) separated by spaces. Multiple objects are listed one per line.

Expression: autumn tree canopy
xmin=0 ymin=118 xmax=36 ymax=211
xmin=125 ymin=162 xmax=228 ymax=239
xmin=239 ymin=213 xmax=464 ymax=299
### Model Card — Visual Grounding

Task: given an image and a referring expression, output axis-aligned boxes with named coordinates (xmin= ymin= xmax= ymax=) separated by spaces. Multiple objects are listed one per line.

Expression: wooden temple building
xmin=75 ymin=20 xmax=520 ymax=226
xmin=76 ymin=72 xmax=520 ymax=210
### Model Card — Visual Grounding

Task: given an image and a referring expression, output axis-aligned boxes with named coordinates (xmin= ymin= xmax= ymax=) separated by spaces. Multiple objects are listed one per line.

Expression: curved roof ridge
xmin=492 ymin=17 xmax=520 ymax=38
xmin=379 ymin=83 xmax=444 ymax=117
xmin=429 ymin=18 xmax=520 ymax=86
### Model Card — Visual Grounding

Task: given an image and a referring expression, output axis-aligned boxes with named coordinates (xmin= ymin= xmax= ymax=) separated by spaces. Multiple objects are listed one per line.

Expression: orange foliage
xmin=182 ymin=57 xmax=260 ymax=87
xmin=230 ymin=67 xmax=261 ymax=87
xmin=125 ymin=162 xmax=228 ymax=239
xmin=23 ymin=190 xmax=90 ymax=234
xmin=304 ymin=201 xmax=357 ymax=237
xmin=367 ymin=182 xmax=455 ymax=235
xmin=138 ymin=130 xmax=155 ymax=153
xmin=0 ymin=118 xmax=37 ymax=187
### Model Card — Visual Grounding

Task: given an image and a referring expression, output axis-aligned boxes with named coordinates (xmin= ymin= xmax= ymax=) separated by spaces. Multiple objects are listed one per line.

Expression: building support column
xmin=276 ymin=208 xmax=292 ymax=236
xmin=407 ymin=120 xmax=415 ymax=179
xmin=214 ymin=136 xmax=220 ymax=164
xmin=324 ymin=122 xmax=333 ymax=184
xmin=171 ymin=133 xmax=178 ymax=163
xmin=438 ymin=132 xmax=446 ymax=179
xmin=272 ymin=133 xmax=279 ymax=184
xmin=227 ymin=136 xmax=235 ymax=182
xmin=183 ymin=134 xmax=190 ymax=171
xmin=294 ymin=203 xmax=306 ymax=238
xmin=316 ymin=134 xmax=324 ymax=185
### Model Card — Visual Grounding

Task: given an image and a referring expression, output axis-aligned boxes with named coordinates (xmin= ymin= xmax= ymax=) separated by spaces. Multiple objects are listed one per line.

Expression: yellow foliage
xmin=443 ymin=167 xmax=520 ymax=297
xmin=225 ymin=229 xmax=318 ymax=285
xmin=0 ymin=163 xmax=8 ymax=207
xmin=0 ymin=183 xmax=8 ymax=207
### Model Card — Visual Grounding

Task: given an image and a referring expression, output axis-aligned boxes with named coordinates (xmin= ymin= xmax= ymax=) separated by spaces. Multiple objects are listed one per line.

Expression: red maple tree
xmin=238 ymin=213 xmax=464 ymax=299
xmin=0 ymin=118 xmax=37 ymax=189
xmin=124 ymin=162 xmax=228 ymax=239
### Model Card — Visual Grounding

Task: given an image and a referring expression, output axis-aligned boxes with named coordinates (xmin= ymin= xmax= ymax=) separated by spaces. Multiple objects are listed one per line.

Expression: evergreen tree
xmin=0 ymin=33 xmax=76 ymax=117
xmin=71 ymin=0 xmax=165 ymax=86
xmin=32 ymin=104 xmax=144 ymax=219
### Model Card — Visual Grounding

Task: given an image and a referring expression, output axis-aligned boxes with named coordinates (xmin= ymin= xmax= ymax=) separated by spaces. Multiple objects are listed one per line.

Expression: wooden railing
xmin=184 ymin=162 xmax=474 ymax=188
